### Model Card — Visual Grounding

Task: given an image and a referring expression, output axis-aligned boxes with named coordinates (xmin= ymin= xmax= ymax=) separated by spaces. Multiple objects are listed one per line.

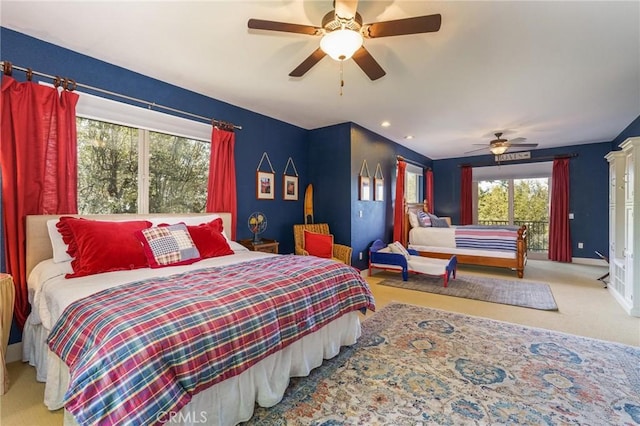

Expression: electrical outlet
xmin=359 ymin=252 xmax=363 ymax=260
xmin=569 ymin=213 xmax=574 ymax=219
xmin=359 ymin=210 xmax=363 ymax=218
xmin=578 ymin=242 xmax=584 ymax=249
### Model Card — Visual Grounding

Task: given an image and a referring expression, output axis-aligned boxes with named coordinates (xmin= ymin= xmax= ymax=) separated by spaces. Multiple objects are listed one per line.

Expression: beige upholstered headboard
xmin=25 ymin=213 xmax=232 ymax=277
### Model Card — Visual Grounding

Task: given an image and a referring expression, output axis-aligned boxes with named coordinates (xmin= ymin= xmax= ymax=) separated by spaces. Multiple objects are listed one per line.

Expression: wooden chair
xmin=293 ymin=223 xmax=352 ymax=265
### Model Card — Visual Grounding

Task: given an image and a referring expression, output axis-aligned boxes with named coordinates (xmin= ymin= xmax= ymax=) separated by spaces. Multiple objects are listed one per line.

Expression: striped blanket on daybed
xmin=454 ymin=225 xmax=520 ymax=252
xmin=47 ymin=255 xmax=375 ymax=425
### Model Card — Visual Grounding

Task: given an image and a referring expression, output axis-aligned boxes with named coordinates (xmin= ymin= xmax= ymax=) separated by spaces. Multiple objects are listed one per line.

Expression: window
xmin=74 ymin=91 xmax=211 ymax=214
xmin=405 ymin=163 xmax=423 ymax=204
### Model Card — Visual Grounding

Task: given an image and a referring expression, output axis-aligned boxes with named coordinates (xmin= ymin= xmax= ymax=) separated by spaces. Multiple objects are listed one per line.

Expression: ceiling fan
xmin=466 ymin=132 xmax=539 ymax=155
xmin=247 ymin=0 xmax=442 ymax=80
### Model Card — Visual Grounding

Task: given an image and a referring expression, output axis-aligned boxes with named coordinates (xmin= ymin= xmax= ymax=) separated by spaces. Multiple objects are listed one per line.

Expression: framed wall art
xmin=374 ymin=163 xmax=384 ymax=201
xmin=256 ymin=152 xmax=275 ymax=200
xmin=257 ymin=171 xmax=275 ymax=200
xmin=359 ymin=176 xmax=371 ymax=201
xmin=283 ymin=157 xmax=299 ymax=201
xmin=359 ymin=159 xmax=371 ymax=201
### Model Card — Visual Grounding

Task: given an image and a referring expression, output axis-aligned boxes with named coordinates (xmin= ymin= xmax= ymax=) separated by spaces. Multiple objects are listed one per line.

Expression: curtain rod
xmin=1 ymin=60 xmax=242 ymax=130
xmin=457 ymin=153 xmax=578 ymax=168
xmin=396 ymin=155 xmax=431 ymax=170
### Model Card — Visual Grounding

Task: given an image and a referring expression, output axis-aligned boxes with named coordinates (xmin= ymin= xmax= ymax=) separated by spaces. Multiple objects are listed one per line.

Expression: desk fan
xmin=248 ymin=212 xmax=267 ymax=243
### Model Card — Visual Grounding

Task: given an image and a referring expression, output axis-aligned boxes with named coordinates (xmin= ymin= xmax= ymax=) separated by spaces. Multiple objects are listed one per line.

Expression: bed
xmin=402 ymin=203 xmax=528 ymax=278
xmin=22 ymin=213 xmax=375 ymax=426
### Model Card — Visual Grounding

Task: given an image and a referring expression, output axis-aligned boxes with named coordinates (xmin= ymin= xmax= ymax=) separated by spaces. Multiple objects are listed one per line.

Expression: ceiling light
xmin=320 ymin=29 xmax=363 ymax=61
xmin=381 ymin=121 xmax=391 ymax=127
xmin=490 ymin=144 xmax=509 ymax=155
xmin=404 ymin=135 xmax=414 ymax=140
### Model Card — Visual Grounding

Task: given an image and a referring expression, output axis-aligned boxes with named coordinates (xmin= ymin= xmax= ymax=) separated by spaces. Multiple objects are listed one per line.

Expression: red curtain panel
xmin=460 ymin=165 xmax=473 ymax=225
xmin=425 ymin=168 xmax=434 ymax=213
xmin=206 ymin=128 xmax=237 ymax=240
xmin=548 ymin=158 xmax=572 ymax=262
xmin=1 ymin=76 xmax=78 ymax=328
xmin=393 ymin=160 xmax=406 ymax=243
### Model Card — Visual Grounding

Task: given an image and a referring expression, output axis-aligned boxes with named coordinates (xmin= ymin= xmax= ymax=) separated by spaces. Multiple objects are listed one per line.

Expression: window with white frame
xmin=404 ymin=163 xmax=423 ymax=204
xmin=75 ymin=92 xmax=211 ymax=214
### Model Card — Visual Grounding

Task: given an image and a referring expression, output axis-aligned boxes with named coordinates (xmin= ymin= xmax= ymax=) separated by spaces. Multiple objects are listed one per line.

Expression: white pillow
xmin=408 ymin=211 xmax=419 ymax=228
xmin=388 ymin=241 xmax=411 ymax=260
xmin=47 ymin=219 xmax=73 ymax=263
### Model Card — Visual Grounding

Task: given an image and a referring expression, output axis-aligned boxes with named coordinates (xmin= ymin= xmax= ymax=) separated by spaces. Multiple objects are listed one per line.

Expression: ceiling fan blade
xmin=289 ymin=48 xmax=327 ymax=77
xmin=352 ymin=46 xmax=386 ymax=80
xmin=464 ymin=146 xmax=491 ymax=155
xmin=248 ymin=19 xmax=322 ymax=36
xmin=508 ymin=143 xmax=538 ymax=148
xmin=508 ymin=137 xmax=527 ymax=143
xmin=363 ymin=14 xmax=442 ymax=38
xmin=335 ymin=0 xmax=359 ymax=20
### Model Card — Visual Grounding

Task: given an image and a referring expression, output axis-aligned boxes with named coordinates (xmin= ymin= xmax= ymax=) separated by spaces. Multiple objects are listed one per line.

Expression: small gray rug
xmin=377 ymin=273 xmax=558 ymax=311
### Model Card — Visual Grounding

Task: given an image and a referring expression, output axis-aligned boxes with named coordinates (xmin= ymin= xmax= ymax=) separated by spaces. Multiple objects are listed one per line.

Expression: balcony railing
xmin=477 ymin=220 xmax=549 ymax=252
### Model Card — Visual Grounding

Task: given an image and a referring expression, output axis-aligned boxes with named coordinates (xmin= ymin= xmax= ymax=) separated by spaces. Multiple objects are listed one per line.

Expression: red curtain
xmin=206 ymin=127 xmax=237 ymax=240
xmin=460 ymin=165 xmax=473 ymax=225
xmin=1 ymin=76 xmax=79 ymax=328
xmin=425 ymin=168 xmax=434 ymax=213
xmin=548 ymin=158 xmax=572 ymax=262
xmin=393 ymin=160 xmax=406 ymax=243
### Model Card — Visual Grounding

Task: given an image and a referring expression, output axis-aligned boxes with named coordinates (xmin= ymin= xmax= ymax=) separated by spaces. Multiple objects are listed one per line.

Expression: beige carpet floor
xmin=2 ymin=259 xmax=638 ymax=425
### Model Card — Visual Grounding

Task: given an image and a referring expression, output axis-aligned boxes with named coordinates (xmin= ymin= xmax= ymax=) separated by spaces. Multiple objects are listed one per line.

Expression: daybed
xmin=402 ymin=202 xmax=528 ymax=278
xmin=368 ymin=239 xmax=457 ymax=287
xmin=23 ymin=213 xmax=374 ymax=426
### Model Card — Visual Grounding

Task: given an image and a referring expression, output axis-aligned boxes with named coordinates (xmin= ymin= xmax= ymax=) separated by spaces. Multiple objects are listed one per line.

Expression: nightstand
xmin=238 ymin=238 xmax=279 ymax=254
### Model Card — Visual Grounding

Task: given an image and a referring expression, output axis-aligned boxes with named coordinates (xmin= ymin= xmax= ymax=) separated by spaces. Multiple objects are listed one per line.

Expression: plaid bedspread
xmin=454 ymin=225 xmax=520 ymax=252
xmin=47 ymin=255 xmax=375 ymax=425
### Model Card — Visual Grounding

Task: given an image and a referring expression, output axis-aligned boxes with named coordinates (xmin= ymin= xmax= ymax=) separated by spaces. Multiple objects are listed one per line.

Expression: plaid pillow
xmin=136 ymin=223 xmax=201 ymax=268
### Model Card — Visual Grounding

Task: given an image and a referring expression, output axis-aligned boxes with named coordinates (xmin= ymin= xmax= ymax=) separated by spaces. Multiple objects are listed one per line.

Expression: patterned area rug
xmin=377 ymin=273 xmax=558 ymax=311
xmin=245 ymin=303 xmax=640 ymax=425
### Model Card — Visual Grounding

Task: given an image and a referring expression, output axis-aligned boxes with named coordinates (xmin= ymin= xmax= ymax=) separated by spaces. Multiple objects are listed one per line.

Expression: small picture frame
xmin=374 ymin=177 xmax=384 ymax=201
xmin=257 ymin=171 xmax=275 ymax=200
xmin=283 ymin=175 xmax=298 ymax=201
xmin=359 ymin=176 xmax=371 ymax=201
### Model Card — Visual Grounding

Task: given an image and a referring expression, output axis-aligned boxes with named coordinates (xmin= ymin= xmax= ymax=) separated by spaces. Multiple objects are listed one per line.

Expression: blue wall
xmin=433 ymin=142 xmax=612 ymax=258
xmin=307 ymin=122 xmax=431 ymax=270
xmin=307 ymin=123 xmax=352 ymax=248
xmin=349 ymin=123 xmax=431 ymax=269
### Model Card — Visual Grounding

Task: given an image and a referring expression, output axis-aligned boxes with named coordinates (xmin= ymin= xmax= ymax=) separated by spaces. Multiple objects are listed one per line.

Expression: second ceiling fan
xmin=248 ymin=0 xmax=442 ymax=80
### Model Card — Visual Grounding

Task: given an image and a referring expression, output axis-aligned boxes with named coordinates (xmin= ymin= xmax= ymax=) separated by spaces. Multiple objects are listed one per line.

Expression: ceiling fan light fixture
xmin=320 ymin=29 xmax=363 ymax=61
xmin=490 ymin=144 xmax=509 ymax=155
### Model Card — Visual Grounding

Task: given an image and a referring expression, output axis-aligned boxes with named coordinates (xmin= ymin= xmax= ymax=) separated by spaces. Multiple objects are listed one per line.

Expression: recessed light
xmin=381 ymin=121 xmax=391 ymax=127
xmin=404 ymin=135 xmax=414 ymax=140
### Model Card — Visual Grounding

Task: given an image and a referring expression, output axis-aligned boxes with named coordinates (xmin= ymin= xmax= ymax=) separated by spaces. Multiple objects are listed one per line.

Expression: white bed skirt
xmin=23 ymin=311 xmax=362 ymax=425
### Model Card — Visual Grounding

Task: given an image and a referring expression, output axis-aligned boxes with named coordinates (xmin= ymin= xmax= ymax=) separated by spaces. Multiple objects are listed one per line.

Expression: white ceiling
xmin=2 ymin=1 xmax=639 ymax=159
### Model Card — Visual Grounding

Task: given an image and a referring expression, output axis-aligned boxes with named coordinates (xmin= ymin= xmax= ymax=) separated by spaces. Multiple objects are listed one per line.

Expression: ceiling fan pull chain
xmin=340 ymin=60 xmax=344 ymax=96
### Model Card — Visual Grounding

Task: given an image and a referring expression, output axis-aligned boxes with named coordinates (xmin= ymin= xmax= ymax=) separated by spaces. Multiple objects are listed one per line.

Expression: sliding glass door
xmin=475 ymin=176 xmax=550 ymax=257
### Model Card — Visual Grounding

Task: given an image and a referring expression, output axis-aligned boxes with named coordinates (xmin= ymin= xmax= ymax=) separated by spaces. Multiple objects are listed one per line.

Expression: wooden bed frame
xmin=401 ymin=202 xmax=528 ymax=278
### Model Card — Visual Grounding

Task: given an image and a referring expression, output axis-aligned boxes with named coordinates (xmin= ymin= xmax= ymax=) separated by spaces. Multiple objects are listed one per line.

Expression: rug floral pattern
xmin=245 ymin=303 xmax=640 ymax=425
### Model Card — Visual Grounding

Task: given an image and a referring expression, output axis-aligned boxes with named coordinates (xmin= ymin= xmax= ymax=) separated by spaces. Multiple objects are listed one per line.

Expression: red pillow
xmin=57 ymin=217 xmax=152 ymax=278
xmin=304 ymin=230 xmax=333 ymax=259
xmin=186 ymin=219 xmax=233 ymax=258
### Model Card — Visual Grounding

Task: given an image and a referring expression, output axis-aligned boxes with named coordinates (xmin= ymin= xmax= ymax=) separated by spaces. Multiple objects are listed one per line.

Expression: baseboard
xmin=572 ymin=257 xmax=608 ymax=266
xmin=6 ymin=342 xmax=22 ymax=364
